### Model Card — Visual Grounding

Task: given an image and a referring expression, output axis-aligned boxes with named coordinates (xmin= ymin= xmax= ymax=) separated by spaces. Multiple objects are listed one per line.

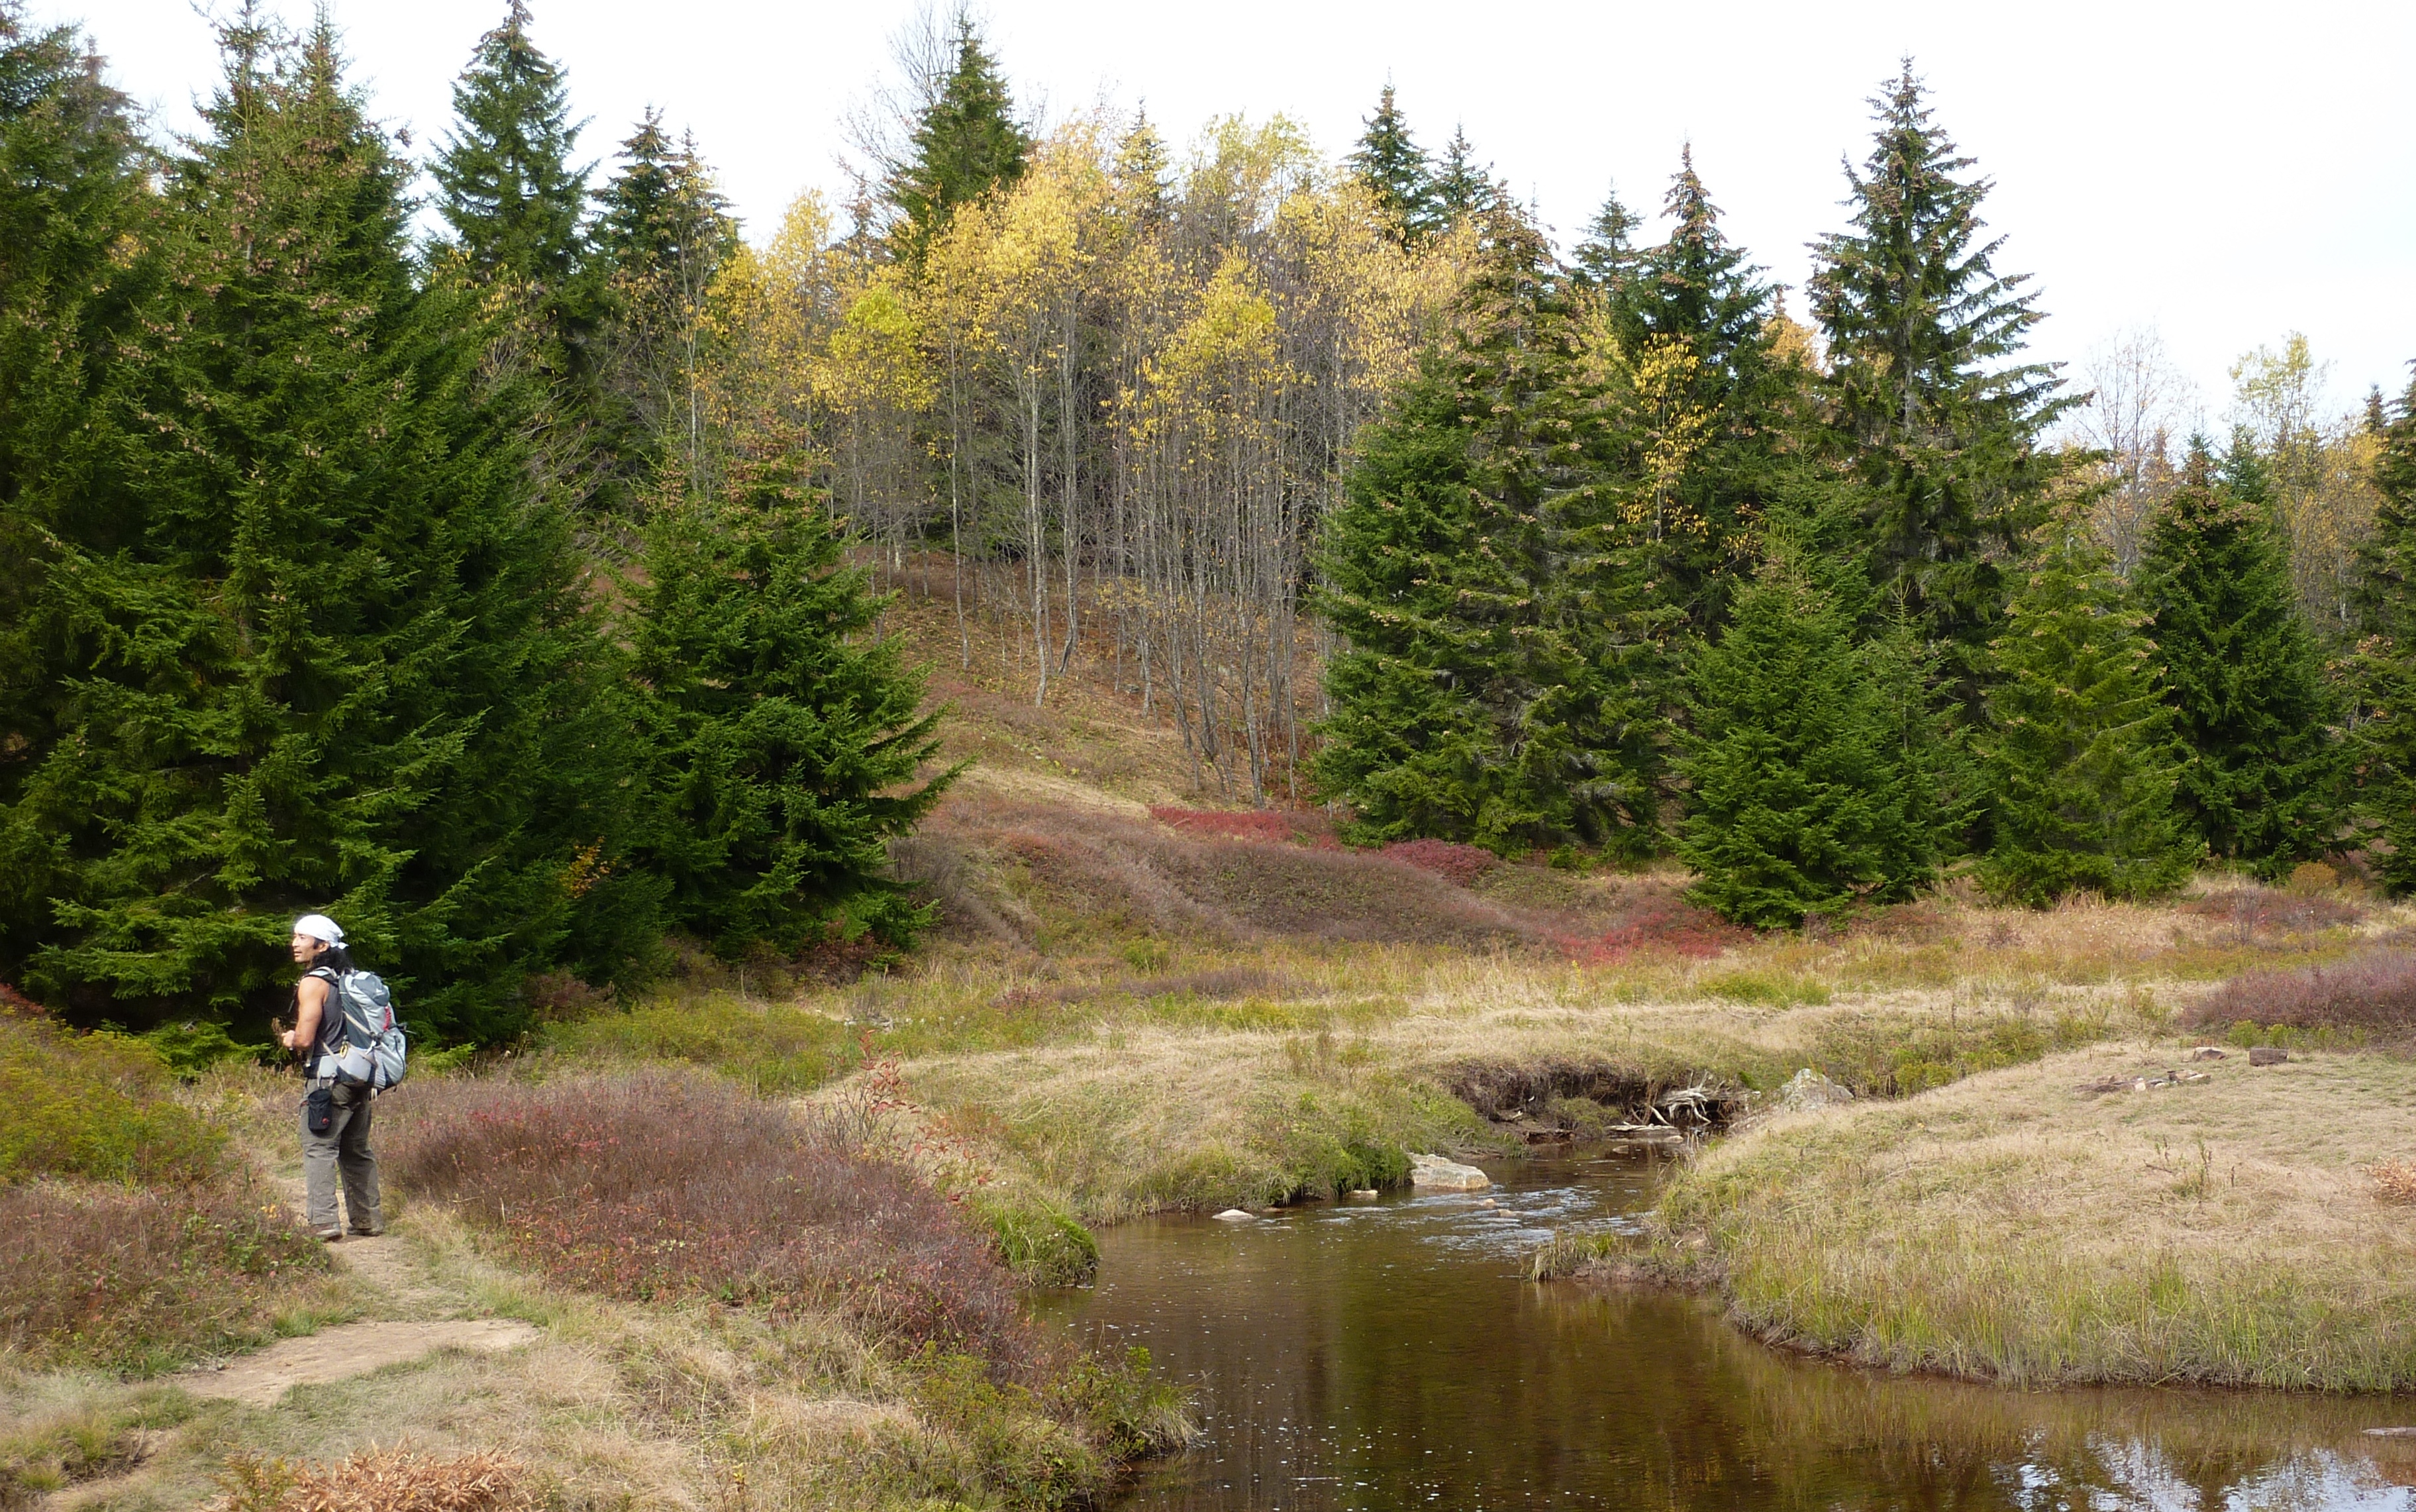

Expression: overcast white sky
xmin=37 ymin=0 xmax=2416 ymax=426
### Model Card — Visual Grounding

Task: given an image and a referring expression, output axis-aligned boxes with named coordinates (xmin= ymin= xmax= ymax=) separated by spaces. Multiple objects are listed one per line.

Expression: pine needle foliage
xmin=430 ymin=1 xmax=587 ymax=286
xmin=1678 ymin=550 xmax=1942 ymax=929
xmin=1811 ymin=64 xmax=2072 ymax=706
xmin=1978 ymin=514 xmax=2193 ymax=905
xmin=0 ymin=4 xmax=156 ymax=992
xmin=1347 ymin=84 xmax=1438 ymax=244
xmin=1313 ymin=207 xmax=1672 ymax=856
xmin=2351 ymin=377 xmax=2416 ymax=893
xmin=2139 ymin=441 xmax=2344 ymax=874
xmin=1 ymin=15 xmax=652 ymax=1040
xmin=885 ymin=17 xmax=1029 ymax=265
xmin=635 ymin=465 xmax=957 ymax=955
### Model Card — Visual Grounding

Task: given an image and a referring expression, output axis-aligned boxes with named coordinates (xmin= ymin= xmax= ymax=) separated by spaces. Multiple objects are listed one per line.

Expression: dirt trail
xmin=170 ymin=1180 xmax=542 ymax=1409
xmin=177 ymin=1317 xmax=540 ymax=1409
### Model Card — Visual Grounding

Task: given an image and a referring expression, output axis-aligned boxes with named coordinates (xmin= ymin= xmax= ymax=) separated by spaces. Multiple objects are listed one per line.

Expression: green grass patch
xmin=541 ymin=995 xmax=862 ymax=1093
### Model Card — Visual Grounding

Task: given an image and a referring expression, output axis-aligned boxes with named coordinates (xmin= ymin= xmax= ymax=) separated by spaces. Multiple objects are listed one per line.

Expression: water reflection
xmin=1036 ymin=1147 xmax=2416 ymax=1512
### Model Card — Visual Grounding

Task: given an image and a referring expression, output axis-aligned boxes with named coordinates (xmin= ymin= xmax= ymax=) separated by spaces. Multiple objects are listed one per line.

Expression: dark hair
xmin=305 ymin=940 xmax=358 ymax=976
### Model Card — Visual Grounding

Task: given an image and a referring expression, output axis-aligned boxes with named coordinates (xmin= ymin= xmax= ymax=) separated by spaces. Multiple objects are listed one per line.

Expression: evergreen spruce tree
xmin=2139 ymin=440 xmax=2344 ymax=872
xmin=430 ymin=1 xmax=587 ymax=286
xmin=635 ymin=464 xmax=954 ymax=953
xmin=1111 ymin=107 xmax=1172 ymax=228
xmin=3 ymin=16 xmax=654 ymax=1038
xmin=1677 ymin=552 xmax=1938 ymax=929
xmin=2351 ymin=374 xmax=2416 ymax=892
xmin=885 ymin=17 xmax=1028 ymax=264
xmin=1347 ymin=84 xmax=1437 ymax=243
xmin=1568 ymin=185 xmax=1640 ymax=291
xmin=1431 ymin=125 xmax=1496 ymax=226
xmin=1977 ymin=513 xmax=2193 ymax=904
xmin=592 ymin=110 xmax=734 ymax=279
xmin=1604 ymin=150 xmax=1793 ymax=633
xmin=1315 ymin=207 xmax=1670 ymax=854
xmin=0 ymin=4 xmax=156 ymax=983
xmin=591 ymin=111 xmax=736 ymax=496
xmin=1811 ymin=64 xmax=2072 ymax=709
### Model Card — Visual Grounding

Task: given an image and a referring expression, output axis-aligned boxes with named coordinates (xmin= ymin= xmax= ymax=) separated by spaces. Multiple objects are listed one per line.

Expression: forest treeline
xmin=2 ymin=1 xmax=2412 ymax=1041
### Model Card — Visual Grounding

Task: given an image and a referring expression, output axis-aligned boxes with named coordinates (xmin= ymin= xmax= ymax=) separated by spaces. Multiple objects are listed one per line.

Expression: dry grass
xmin=884 ymin=978 xmax=2153 ymax=1223
xmin=1627 ymin=1046 xmax=2416 ymax=1389
xmin=208 ymin=1445 xmax=540 ymax=1512
xmin=2374 ymin=1160 xmax=2416 ymax=1205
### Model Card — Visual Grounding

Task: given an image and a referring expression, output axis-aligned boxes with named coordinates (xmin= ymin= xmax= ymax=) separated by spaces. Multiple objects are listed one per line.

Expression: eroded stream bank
xmin=1040 ymin=1145 xmax=2416 ymax=1512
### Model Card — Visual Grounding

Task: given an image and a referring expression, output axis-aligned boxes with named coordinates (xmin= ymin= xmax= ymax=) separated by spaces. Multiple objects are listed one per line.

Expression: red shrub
xmin=0 ymin=1173 xmax=326 ymax=1371
xmin=2181 ymin=886 xmax=2364 ymax=938
xmin=1149 ymin=806 xmax=1337 ymax=848
xmin=383 ymin=1073 xmax=1032 ymax=1372
xmin=1379 ymin=838 xmax=1498 ymax=887
xmin=2185 ymin=947 xmax=2416 ymax=1046
xmin=1557 ymin=891 xmax=1745 ymax=966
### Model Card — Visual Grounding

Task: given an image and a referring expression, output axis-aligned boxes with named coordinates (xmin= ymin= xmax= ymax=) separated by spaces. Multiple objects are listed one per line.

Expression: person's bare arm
xmin=282 ymin=976 xmax=328 ymax=1055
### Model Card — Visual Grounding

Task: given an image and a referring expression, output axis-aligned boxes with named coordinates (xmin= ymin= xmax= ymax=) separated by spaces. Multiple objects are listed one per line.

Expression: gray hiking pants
xmin=301 ymin=1080 xmax=382 ymax=1236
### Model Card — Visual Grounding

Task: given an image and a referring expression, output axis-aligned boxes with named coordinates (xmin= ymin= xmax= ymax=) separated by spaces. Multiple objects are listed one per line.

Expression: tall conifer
xmin=1811 ymin=64 xmax=2071 ymax=707
xmin=2351 ymin=374 xmax=2416 ymax=892
xmin=1348 ymin=84 xmax=1437 ymax=243
xmin=591 ymin=111 xmax=737 ymax=497
xmin=5 ymin=15 xmax=652 ymax=1037
xmin=885 ymin=17 xmax=1027 ymax=264
xmin=1431 ymin=125 xmax=1496 ymax=225
xmin=1605 ymin=150 xmax=1791 ymax=633
xmin=635 ymin=465 xmax=954 ymax=953
xmin=1978 ymin=514 xmax=2193 ymax=903
xmin=2139 ymin=440 xmax=2344 ymax=872
xmin=1569 ymin=185 xmax=1640 ymax=291
xmin=0 ymin=5 xmax=155 ymax=983
xmin=431 ymin=1 xmax=587 ymax=285
xmin=1315 ymin=207 xmax=1669 ymax=854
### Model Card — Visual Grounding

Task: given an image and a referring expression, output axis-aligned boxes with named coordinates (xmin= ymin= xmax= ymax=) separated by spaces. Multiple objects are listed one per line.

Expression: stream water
xmin=1036 ymin=1144 xmax=2416 ymax=1512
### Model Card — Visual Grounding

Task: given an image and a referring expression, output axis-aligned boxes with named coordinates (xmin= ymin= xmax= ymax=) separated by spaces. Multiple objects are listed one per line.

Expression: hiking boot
xmin=315 ymin=1229 xmax=343 ymax=1242
xmin=348 ymin=1227 xmax=384 ymax=1238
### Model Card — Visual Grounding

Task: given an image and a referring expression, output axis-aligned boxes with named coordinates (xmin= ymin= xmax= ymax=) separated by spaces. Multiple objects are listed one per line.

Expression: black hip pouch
xmin=305 ymin=1084 xmax=334 ymax=1136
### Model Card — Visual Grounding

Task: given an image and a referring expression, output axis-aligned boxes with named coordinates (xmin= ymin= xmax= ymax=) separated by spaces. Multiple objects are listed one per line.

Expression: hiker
xmin=279 ymin=913 xmax=383 ymax=1240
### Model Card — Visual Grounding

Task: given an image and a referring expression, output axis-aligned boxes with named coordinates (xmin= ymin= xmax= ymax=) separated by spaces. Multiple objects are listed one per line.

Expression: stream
xmin=1036 ymin=1144 xmax=2416 ymax=1512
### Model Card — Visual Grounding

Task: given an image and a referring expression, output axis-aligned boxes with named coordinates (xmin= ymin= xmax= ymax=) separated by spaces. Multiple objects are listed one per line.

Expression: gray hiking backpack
xmin=321 ymin=970 xmax=408 ymax=1091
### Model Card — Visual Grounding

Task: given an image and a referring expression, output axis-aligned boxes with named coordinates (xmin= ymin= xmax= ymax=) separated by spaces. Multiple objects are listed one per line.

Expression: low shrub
xmin=1378 ymin=838 xmax=1498 ymax=887
xmin=1558 ymin=890 xmax=1744 ymax=966
xmin=2186 ymin=948 xmax=2416 ymax=1049
xmin=2180 ymin=885 xmax=2364 ymax=940
xmin=384 ymin=1072 xmax=1031 ymax=1372
xmin=0 ymin=1014 xmax=229 ymax=1185
xmin=1149 ymin=806 xmax=1334 ymax=847
xmin=0 ymin=1174 xmax=328 ymax=1372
